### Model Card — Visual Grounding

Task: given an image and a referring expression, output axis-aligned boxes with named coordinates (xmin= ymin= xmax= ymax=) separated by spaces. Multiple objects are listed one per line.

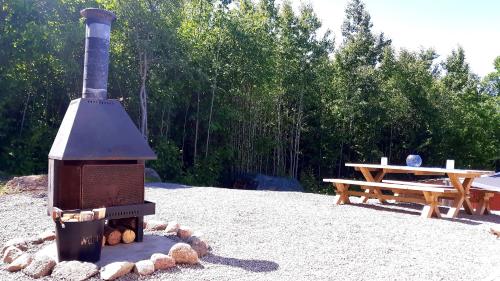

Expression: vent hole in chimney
xmin=85 ymin=100 xmax=112 ymax=105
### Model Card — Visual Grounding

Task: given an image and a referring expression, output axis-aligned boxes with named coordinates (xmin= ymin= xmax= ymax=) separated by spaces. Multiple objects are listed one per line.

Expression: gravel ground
xmin=0 ymin=184 xmax=499 ymax=281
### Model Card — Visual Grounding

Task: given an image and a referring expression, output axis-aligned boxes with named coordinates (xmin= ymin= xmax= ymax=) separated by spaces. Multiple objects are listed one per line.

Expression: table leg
xmin=476 ymin=192 xmax=494 ymax=215
xmin=421 ymin=192 xmax=441 ymax=218
xmin=461 ymin=178 xmax=474 ymax=214
xmin=334 ymin=183 xmax=351 ymax=205
xmin=446 ymin=175 xmax=474 ymax=218
xmin=359 ymin=168 xmax=386 ymax=204
xmin=446 ymin=194 xmax=464 ymax=218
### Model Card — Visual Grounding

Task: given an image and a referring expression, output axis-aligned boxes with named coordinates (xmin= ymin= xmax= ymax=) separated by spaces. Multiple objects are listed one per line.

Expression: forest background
xmin=1 ymin=0 xmax=499 ymax=193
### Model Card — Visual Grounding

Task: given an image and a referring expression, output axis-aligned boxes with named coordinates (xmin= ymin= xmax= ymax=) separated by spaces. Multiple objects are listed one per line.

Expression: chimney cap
xmin=80 ymin=8 xmax=116 ymax=24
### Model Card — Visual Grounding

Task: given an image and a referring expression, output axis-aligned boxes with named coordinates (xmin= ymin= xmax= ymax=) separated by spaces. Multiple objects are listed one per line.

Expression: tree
xmin=326 ymin=0 xmax=391 ymax=176
xmin=483 ymin=56 xmax=500 ymax=96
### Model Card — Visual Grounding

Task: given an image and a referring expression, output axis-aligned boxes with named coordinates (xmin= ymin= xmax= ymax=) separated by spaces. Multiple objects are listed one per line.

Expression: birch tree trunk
xmin=139 ymin=51 xmax=149 ymax=138
xmin=194 ymin=91 xmax=200 ymax=165
xmin=389 ymin=124 xmax=393 ymax=160
xmin=181 ymin=99 xmax=190 ymax=162
xmin=19 ymin=92 xmax=31 ymax=136
xmin=205 ymin=44 xmax=220 ymax=158
xmin=293 ymin=93 xmax=303 ymax=178
xmin=160 ymin=102 xmax=166 ymax=137
xmin=165 ymin=103 xmax=171 ymax=139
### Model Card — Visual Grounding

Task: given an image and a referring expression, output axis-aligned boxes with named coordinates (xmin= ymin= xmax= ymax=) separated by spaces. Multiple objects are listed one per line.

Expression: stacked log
xmin=104 ymin=218 xmax=137 ymax=246
xmin=118 ymin=227 xmax=136 ymax=244
xmin=104 ymin=226 xmax=122 ymax=246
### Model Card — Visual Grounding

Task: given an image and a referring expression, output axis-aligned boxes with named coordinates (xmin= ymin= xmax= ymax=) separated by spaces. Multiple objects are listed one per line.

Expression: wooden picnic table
xmin=324 ymin=163 xmax=494 ymax=218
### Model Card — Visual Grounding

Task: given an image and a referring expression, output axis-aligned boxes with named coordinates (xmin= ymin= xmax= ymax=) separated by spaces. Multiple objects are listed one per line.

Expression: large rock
xmin=145 ymin=220 xmax=167 ymax=231
xmin=51 ymin=260 xmax=99 ymax=281
xmin=145 ymin=168 xmax=162 ymax=182
xmin=29 ymin=237 xmax=44 ymax=245
xmin=31 ymin=229 xmax=56 ymax=245
xmin=22 ymin=255 xmax=56 ymax=279
xmin=177 ymin=226 xmax=193 ymax=239
xmin=5 ymin=175 xmax=47 ymax=193
xmin=187 ymin=235 xmax=209 ymax=258
xmin=100 ymin=261 xmax=134 ymax=280
xmin=168 ymin=243 xmax=199 ymax=265
xmin=134 ymin=260 xmax=155 ymax=276
xmin=1 ymin=238 xmax=29 ymax=254
xmin=5 ymin=253 xmax=32 ymax=272
xmin=150 ymin=253 xmax=175 ymax=270
xmin=164 ymin=221 xmax=180 ymax=234
xmin=2 ymin=246 xmax=23 ymax=263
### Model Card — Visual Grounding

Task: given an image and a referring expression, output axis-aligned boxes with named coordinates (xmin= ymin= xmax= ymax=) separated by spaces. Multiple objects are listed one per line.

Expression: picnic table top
xmin=345 ymin=163 xmax=494 ymax=177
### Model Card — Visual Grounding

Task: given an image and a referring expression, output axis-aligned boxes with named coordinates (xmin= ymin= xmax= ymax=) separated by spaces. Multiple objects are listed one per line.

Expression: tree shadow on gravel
xmin=203 ymin=254 xmax=279 ymax=272
xmin=348 ymin=202 xmax=500 ymax=225
xmin=452 ymin=212 xmax=500 ymax=224
xmin=177 ymin=263 xmax=206 ymax=270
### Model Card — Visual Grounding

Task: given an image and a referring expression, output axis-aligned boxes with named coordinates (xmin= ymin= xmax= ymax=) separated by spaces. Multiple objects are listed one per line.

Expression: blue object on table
xmin=406 ymin=154 xmax=422 ymax=167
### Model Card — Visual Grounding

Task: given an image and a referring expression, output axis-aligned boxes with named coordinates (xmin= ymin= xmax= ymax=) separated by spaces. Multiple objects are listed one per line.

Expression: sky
xmin=288 ymin=0 xmax=500 ymax=77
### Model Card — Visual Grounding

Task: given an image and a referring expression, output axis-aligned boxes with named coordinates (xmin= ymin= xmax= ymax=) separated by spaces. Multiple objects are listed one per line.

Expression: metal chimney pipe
xmin=80 ymin=8 xmax=116 ymax=99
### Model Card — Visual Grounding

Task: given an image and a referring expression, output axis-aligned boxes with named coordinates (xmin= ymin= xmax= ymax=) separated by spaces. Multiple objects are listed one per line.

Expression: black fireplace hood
xmin=48 ymin=98 xmax=156 ymax=160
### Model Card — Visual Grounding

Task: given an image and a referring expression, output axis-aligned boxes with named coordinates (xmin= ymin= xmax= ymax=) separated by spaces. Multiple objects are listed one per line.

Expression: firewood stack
xmin=104 ymin=218 xmax=137 ymax=246
xmin=52 ymin=207 xmax=106 ymax=223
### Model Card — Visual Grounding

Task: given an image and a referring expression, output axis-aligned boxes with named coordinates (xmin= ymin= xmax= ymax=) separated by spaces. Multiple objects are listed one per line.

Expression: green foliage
xmin=300 ymin=168 xmax=333 ymax=195
xmin=181 ymin=154 xmax=223 ymax=187
xmin=482 ymin=56 xmax=500 ymax=96
xmin=0 ymin=0 xmax=497 ymax=190
xmin=149 ymin=140 xmax=183 ymax=182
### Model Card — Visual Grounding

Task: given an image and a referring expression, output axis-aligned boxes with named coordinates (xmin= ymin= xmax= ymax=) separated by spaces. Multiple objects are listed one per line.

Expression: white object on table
xmin=446 ymin=159 xmax=455 ymax=169
xmin=381 ymin=157 xmax=388 ymax=166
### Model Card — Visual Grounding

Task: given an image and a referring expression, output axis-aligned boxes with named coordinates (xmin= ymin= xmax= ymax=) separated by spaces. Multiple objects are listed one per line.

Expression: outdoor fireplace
xmin=47 ymin=8 xmax=156 ymax=242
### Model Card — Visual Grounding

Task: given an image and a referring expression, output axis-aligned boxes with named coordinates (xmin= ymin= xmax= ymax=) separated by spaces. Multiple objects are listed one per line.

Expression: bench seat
xmin=382 ymin=179 xmax=452 ymax=188
xmin=382 ymin=179 xmax=498 ymax=215
xmin=323 ymin=178 xmax=458 ymax=218
xmin=323 ymin=179 xmax=458 ymax=194
xmin=382 ymin=179 xmax=500 ymax=193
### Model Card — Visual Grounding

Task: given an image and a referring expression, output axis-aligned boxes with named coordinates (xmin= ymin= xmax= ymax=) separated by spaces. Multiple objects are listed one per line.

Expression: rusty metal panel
xmin=49 ymin=160 xmax=82 ymax=211
xmin=57 ymin=163 xmax=82 ymax=210
xmin=81 ymin=164 xmax=144 ymax=209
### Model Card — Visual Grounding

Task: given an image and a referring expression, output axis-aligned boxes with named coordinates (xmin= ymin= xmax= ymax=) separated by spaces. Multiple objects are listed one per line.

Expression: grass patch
xmin=145 ymin=176 xmax=161 ymax=183
xmin=0 ymin=182 xmax=6 ymax=195
xmin=0 ymin=171 xmax=11 ymax=195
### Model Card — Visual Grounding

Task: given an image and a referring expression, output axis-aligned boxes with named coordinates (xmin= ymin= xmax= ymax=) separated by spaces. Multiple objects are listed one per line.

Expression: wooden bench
xmin=383 ymin=180 xmax=498 ymax=215
xmin=323 ymin=178 xmax=458 ymax=218
xmin=382 ymin=180 xmax=452 ymax=188
xmin=382 ymin=179 xmax=454 ymax=197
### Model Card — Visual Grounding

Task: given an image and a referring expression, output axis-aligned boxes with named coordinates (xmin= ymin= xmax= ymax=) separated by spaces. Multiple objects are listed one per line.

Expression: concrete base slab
xmin=37 ymin=235 xmax=176 ymax=267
